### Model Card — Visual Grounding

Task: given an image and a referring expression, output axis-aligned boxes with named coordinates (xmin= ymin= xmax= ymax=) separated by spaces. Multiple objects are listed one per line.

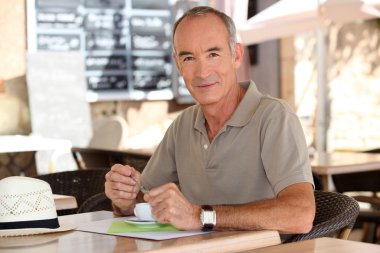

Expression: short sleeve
xmin=260 ymin=102 xmax=314 ymax=195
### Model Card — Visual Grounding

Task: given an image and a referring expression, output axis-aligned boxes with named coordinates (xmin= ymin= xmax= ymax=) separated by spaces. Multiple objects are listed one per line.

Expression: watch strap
xmin=202 ymin=205 xmax=213 ymax=211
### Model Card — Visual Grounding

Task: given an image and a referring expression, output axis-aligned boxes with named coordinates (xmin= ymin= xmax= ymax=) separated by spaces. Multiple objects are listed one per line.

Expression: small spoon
xmin=140 ymin=185 xmax=150 ymax=195
xmin=132 ymin=176 xmax=150 ymax=194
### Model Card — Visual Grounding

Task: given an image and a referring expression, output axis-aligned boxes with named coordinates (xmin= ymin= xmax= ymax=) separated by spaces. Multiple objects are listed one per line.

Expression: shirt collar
xmin=227 ymin=80 xmax=262 ymax=127
xmin=194 ymin=104 xmax=206 ymax=133
xmin=194 ymin=80 xmax=262 ymax=131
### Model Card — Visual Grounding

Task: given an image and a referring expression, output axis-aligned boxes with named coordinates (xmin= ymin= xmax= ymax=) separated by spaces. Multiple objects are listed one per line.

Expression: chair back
xmin=284 ymin=191 xmax=359 ymax=242
xmin=72 ymin=147 xmax=151 ymax=172
xmin=34 ymin=169 xmax=108 ymax=215
xmin=77 ymin=192 xmax=112 ymax=213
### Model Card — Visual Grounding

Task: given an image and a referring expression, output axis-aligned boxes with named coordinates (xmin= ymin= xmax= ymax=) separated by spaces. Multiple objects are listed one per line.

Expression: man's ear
xmin=233 ymin=43 xmax=244 ymax=69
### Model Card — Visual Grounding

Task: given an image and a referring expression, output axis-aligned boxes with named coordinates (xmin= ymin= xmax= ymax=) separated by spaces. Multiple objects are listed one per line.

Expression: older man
xmin=105 ymin=6 xmax=315 ymax=236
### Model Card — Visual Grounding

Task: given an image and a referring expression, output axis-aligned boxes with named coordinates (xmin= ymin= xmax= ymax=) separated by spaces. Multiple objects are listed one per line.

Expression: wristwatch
xmin=200 ymin=205 xmax=216 ymax=231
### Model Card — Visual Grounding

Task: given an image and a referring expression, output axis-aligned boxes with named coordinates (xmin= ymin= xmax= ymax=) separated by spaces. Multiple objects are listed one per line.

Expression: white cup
xmin=134 ymin=203 xmax=155 ymax=221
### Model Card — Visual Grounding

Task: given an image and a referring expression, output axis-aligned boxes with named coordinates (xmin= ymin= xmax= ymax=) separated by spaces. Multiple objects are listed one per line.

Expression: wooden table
xmin=2 ymin=212 xmax=380 ymax=253
xmin=247 ymin=237 xmax=380 ymax=253
xmin=311 ymin=152 xmax=380 ymax=191
xmin=0 ymin=211 xmax=281 ymax=253
xmin=53 ymin=194 xmax=78 ymax=211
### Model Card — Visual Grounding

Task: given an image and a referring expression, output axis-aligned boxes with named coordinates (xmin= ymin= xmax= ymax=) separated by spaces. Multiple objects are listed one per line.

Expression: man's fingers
xmin=109 ymin=164 xmax=138 ymax=178
xmin=105 ymin=164 xmax=142 ymax=204
xmin=149 ymin=182 xmax=178 ymax=197
xmin=109 ymin=180 xmax=137 ymax=192
xmin=147 ymin=183 xmax=179 ymax=204
xmin=110 ymin=172 xmax=137 ymax=185
xmin=105 ymin=182 xmax=138 ymax=199
xmin=106 ymin=164 xmax=140 ymax=186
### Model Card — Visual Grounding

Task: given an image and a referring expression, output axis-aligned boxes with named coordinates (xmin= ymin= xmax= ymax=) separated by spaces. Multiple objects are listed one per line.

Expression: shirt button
xmin=203 ymin=144 xmax=208 ymax=149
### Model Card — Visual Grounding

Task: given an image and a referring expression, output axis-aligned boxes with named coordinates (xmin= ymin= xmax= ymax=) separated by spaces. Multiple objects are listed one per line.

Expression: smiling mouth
xmin=192 ymin=76 xmax=218 ymax=88
xmin=196 ymin=82 xmax=216 ymax=88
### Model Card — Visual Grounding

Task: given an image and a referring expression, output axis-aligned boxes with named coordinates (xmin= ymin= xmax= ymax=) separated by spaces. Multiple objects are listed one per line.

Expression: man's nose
xmin=194 ymin=59 xmax=210 ymax=78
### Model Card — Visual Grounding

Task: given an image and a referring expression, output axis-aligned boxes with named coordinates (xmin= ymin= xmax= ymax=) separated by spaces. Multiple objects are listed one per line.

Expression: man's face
xmin=173 ymin=13 xmax=242 ymax=106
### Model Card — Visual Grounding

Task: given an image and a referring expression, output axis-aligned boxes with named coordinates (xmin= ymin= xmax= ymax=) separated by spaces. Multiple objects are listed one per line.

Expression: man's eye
xmin=209 ymin=53 xmax=219 ymax=58
xmin=183 ymin=57 xmax=194 ymax=62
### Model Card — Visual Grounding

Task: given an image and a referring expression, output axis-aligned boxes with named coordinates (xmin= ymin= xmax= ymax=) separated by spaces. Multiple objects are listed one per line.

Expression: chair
xmin=34 ymin=169 xmax=109 ymax=215
xmin=71 ymin=147 xmax=151 ymax=172
xmin=284 ymin=191 xmax=359 ymax=242
xmin=71 ymin=148 xmax=150 ymax=214
xmin=332 ymin=148 xmax=380 ymax=242
xmin=77 ymin=192 xmax=112 ymax=213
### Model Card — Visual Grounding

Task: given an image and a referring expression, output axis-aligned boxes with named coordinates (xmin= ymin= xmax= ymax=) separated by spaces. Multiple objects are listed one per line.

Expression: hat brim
xmin=0 ymin=234 xmax=59 ymax=248
xmin=0 ymin=221 xmax=76 ymax=237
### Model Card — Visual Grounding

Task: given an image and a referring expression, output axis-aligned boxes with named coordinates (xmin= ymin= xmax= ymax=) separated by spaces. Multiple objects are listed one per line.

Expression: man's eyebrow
xmin=178 ymin=51 xmax=193 ymax=57
xmin=177 ymin=46 xmax=223 ymax=57
xmin=206 ymin=46 xmax=222 ymax=52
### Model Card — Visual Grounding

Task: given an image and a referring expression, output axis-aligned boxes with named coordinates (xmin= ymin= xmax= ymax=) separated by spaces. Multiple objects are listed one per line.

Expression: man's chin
xmin=194 ymin=97 xmax=219 ymax=107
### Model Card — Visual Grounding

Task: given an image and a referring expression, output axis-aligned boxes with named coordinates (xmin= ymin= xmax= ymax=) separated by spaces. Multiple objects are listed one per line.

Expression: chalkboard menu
xmin=27 ymin=0 xmax=207 ymax=102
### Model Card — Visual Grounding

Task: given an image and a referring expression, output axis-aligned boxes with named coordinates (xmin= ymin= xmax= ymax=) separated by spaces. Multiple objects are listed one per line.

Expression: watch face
xmin=201 ymin=209 xmax=216 ymax=225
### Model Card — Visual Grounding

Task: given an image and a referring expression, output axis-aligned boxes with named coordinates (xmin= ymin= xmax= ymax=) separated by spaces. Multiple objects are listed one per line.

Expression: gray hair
xmin=172 ymin=6 xmax=237 ymax=54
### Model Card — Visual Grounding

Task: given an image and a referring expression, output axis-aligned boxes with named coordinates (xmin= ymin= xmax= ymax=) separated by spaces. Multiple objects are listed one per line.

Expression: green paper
xmin=107 ymin=221 xmax=180 ymax=233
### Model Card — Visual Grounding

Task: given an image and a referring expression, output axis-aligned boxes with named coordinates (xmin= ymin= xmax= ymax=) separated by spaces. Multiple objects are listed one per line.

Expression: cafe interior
xmin=1 ymin=0 xmax=380 ymax=252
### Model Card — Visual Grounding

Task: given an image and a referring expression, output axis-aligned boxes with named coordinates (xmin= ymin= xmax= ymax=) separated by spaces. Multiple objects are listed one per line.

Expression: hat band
xmin=0 ymin=218 xmax=59 ymax=230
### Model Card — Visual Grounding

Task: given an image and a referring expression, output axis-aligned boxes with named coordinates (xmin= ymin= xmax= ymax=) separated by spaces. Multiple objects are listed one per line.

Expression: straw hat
xmin=0 ymin=176 xmax=76 ymax=237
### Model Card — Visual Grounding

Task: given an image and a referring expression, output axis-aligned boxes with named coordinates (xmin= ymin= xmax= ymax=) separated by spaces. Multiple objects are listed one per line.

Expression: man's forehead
xmin=173 ymin=13 xmax=229 ymax=51
xmin=175 ymin=39 xmax=227 ymax=55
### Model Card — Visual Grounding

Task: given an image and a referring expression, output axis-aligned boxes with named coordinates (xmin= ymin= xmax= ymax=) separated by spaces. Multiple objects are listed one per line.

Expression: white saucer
xmin=125 ymin=217 xmax=157 ymax=225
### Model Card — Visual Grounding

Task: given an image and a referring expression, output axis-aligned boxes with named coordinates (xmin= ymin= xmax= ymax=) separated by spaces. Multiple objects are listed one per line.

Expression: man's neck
xmin=202 ymin=85 xmax=246 ymax=142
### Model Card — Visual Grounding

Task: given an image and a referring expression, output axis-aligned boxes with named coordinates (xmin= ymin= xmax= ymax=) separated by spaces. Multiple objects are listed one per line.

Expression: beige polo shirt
xmin=141 ymin=81 xmax=313 ymax=205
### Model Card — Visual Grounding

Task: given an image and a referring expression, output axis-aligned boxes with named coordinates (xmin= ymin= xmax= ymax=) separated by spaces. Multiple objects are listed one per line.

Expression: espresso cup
xmin=134 ymin=203 xmax=155 ymax=221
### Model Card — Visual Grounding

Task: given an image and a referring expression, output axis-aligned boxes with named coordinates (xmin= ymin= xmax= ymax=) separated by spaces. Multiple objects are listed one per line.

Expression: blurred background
xmin=0 ymin=0 xmax=379 ymax=174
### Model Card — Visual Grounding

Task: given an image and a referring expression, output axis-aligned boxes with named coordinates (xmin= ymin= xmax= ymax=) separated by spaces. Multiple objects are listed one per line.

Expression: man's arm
xmin=145 ymin=182 xmax=315 ymax=233
xmin=213 ymin=183 xmax=315 ymax=233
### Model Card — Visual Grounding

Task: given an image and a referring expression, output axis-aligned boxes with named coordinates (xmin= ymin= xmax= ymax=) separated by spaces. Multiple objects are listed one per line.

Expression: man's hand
xmin=105 ymin=164 xmax=141 ymax=214
xmin=144 ymin=183 xmax=202 ymax=230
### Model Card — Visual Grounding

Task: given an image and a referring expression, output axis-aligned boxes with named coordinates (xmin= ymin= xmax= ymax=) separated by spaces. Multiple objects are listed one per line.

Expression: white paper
xmin=76 ymin=216 xmax=209 ymax=240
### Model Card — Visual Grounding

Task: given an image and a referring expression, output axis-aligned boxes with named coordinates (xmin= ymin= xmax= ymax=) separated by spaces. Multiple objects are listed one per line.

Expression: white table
xmin=0 ymin=135 xmax=72 ymax=153
xmin=0 ymin=135 xmax=72 ymax=176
